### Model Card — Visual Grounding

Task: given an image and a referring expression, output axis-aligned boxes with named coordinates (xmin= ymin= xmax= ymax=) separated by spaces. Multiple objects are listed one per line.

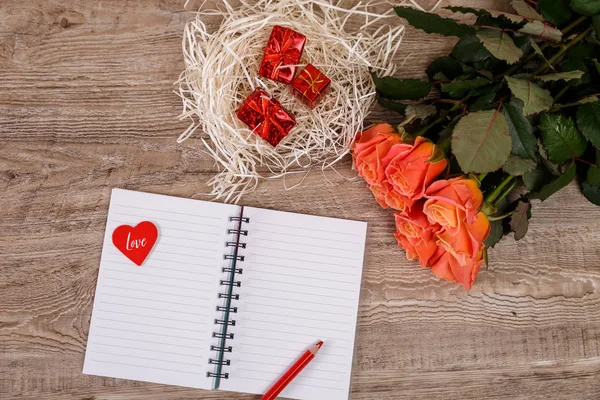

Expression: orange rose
xmin=393 ymin=202 xmax=440 ymax=268
xmin=368 ymin=181 xmax=409 ymax=211
xmin=429 ymin=246 xmax=483 ymax=290
xmin=421 ymin=176 xmax=490 ymax=290
xmin=382 ymin=136 xmax=448 ymax=207
xmin=424 ymin=177 xmax=483 ymax=227
xmin=436 ymin=211 xmax=490 ymax=263
xmin=352 ymin=123 xmax=401 ymax=185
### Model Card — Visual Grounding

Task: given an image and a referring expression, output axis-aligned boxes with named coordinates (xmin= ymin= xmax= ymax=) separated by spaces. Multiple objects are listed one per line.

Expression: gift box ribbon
xmin=263 ymin=29 xmax=301 ymax=80
xmin=246 ymin=92 xmax=287 ymax=137
xmin=298 ymin=69 xmax=326 ymax=96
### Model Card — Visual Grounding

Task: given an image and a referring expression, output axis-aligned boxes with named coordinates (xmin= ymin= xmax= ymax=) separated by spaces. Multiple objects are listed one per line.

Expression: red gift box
xmin=236 ymin=88 xmax=296 ymax=147
xmin=291 ymin=64 xmax=331 ymax=109
xmin=259 ymin=25 xmax=306 ymax=84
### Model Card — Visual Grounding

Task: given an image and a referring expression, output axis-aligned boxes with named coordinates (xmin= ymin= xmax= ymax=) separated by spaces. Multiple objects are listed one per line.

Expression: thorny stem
xmin=487 ymin=211 xmax=515 ymax=221
xmin=485 ymin=175 xmax=515 ymax=205
xmin=419 ymin=18 xmax=592 ymax=136
xmin=553 ymin=85 xmax=570 ymax=104
xmin=414 ymin=117 xmax=444 ymax=136
xmin=493 ymin=180 xmax=518 ymax=207
xmin=415 ymin=96 xmax=469 ymax=136
xmin=495 ymin=16 xmax=589 ymax=80
xmin=561 ymin=15 xmax=588 ymax=35
xmin=550 ymin=93 xmax=600 ymax=111
xmin=531 ymin=26 xmax=594 ymax=77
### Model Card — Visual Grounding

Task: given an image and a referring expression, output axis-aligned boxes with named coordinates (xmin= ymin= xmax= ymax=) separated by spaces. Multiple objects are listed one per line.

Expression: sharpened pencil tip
xmin=309 ymin=340 xmax=324 ymax=355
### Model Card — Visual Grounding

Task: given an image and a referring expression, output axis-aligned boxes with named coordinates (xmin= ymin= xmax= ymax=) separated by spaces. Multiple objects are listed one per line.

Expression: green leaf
xmin=444 ymin=6 xmax=488 ymax=17
xmin=538 ymin=141 xmax=563 ymax=175
xmin=519 ymin=20 xmax=563 ymax=42
xmin=530 ymin=163 xmax=577 ymax=200
xmin=523 ymin=163 xmax=554 ymax=191
xmin=513 ymin=35 xmax=533 ymax=54
xmin=503 ymin=155 xmax=537 ymax=176
xmin=476 ymin=29 xmax=523 ymax=64
xmin=372 ymin=75 xmax=432 ymax=100
xmin=562 ymin=60 xmax=591 ymax=86
xmin=485 ymin=220 xmax=505 ymax=247
xmin=477 ymin=13 xmax=528 ymax=31
xmin=511 ymin=0 xmax=544 ymax=20
xmin=468 ymin=83 xmax=497 ymax=97
xmin=570 ymin=0 xmax=600 ymax=16
xmin=594 ymin=15 xmax=600 ymax=39
xmin=452 ymin=34 xmax=493 ymax=62
xmin=593 ymin=59 xmax=600 ymax=75
xmin=437 ymin=116 xmax=461 ymax=157
xmin=509 ymin=200 xmax=532 ymax=240
xmin=588 ymin=150 xmax=600 ymax=186
xmin=576 ymin=102 xmax=600 ymax=149
xmin=501 ymin=102 xmax=538 ymax=160
xmin=567 ymin=43 xmax=599 ymax=62
xmin=405 ymin=104 xmax=437 ymax=121
xmin=484 ymin=197 xmax=510 ymax=248
xmin=540 ymin=113 xmax=588 ymax=163
xmin=394 ymin=7 xmax=476 ymax=37
xmin=555 ymin=95 xmax=599 ymax=109
xmin=535 ymin=70 xmax=585 ymax=82
xmin=426 ymin=56 xmax=464 ymax=80
xmin=469 ymin=84 xmax=501 ymax=112
xmin=529 ymin=39 xmax=554 ymax=71
xmin=448 ymin=6 xmax=531 ymax=33
xmin=487 ymin=11 xmax=562 ymax=42
xmin=505 ymin=76 xmax=553 ymax=115
xmin=451 ymin=109 xmax=512 ymax=173
xmin=441 ymin=78 xmax=490 ymax=99
xmin=582 ymin=181 xmax=600 ymax=205
xmin=539 ymin=0 xmax=572 ymax=26
xmin=378 ymin=97 xmax=407 ymax=113
xmin=588 ymin=165 xmax=600 ymax=186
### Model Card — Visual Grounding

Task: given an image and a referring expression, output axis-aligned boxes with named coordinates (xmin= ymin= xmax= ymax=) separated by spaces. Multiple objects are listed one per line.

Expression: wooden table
xmin=2 ymin=1 xmax=600 ymax=399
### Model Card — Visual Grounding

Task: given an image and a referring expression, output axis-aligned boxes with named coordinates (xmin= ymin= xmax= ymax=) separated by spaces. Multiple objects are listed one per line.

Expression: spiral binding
xmin=207 ymin=209 xmax=248 ymax=384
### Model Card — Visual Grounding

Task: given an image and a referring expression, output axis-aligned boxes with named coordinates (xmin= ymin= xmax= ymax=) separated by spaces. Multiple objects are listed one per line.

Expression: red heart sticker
xmin=112 ymin=221 xmax=158 ymax=266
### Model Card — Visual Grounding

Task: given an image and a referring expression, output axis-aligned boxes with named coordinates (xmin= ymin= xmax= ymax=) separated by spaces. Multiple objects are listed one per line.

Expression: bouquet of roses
xmin=353 ymin=124 xmax=489 ymax=289
xmin=353 ymin=0 xmax=600 ymax=289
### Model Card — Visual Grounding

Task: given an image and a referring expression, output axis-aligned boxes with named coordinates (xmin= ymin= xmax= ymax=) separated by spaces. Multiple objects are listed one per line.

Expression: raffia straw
xmin=177 ymin=0 xmax=406 ymax=203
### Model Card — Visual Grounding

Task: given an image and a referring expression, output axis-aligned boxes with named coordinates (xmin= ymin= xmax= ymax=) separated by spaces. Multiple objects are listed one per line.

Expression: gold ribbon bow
xmin=298 ymin=69 xmax=325 ymax=96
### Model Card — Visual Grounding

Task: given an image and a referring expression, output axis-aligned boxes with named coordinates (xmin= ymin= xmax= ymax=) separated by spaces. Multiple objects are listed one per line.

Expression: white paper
xmin=221 ymin=206 xmax=367 ymax=400
xmin=83 ymin=189 xmax=238 ymax=389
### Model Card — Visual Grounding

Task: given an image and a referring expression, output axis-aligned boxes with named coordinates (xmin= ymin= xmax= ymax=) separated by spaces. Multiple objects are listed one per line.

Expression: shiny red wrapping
xmin=236 ymin=88 xmax=296 ymax=147
xmin=291 ymin=64 xmax=331 ymax=109
xmin=259 ymin=25 xmax=306 ymax=84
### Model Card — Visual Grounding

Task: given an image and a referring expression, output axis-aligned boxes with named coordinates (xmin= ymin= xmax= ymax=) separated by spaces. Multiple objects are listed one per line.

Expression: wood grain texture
xmin=2 ymin=0 xmax=600 ymax=399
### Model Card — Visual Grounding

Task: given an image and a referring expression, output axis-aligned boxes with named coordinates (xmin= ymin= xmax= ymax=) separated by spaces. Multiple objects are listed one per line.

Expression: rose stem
xmin=484 ymin=175 xmax=515 ymax=205
xmin=493 ymin=179 xmax=518 ymax=207
xmin=530 ymin=26 xmax=594 ymax=78
xmin=496 ymin=16 xmax=588 ymax=80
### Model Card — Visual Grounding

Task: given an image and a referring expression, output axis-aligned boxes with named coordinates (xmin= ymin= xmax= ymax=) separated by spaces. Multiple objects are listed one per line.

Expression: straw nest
xmin=177 ymin=0 xmax=406 ymax=202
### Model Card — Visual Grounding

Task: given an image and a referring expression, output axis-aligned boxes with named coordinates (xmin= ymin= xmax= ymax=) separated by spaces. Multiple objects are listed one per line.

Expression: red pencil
xmin=260 ymin=340 xmax=323 ymax=400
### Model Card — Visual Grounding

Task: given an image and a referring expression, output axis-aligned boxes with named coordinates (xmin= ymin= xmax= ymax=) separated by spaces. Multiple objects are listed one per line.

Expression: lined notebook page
xmin=83 ymin=189 xmax=238 ymax=389
xmin=221 ymin=207 xmax=367 ymax=400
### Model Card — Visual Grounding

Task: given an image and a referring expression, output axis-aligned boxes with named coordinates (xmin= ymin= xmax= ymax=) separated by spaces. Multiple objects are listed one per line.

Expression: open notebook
xmin=83 ymin=189 xmax=367 ymax=400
